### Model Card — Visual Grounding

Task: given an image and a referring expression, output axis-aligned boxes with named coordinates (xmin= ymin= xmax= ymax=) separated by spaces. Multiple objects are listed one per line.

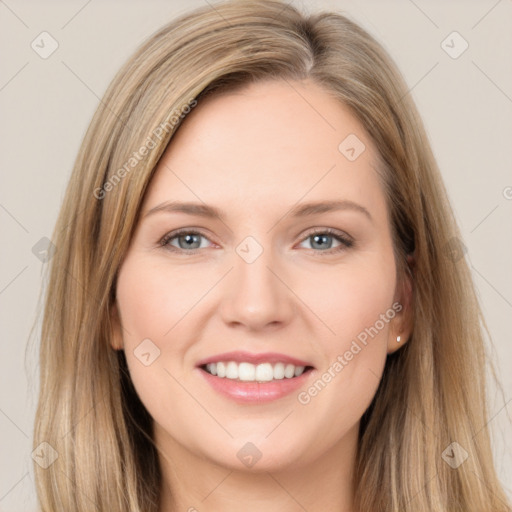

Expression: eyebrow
xmin=143 ymin=199 xmax=372 ymax=223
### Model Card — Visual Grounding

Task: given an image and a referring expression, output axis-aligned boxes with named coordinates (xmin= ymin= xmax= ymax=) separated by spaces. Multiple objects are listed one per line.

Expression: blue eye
xmin=159 ymin=228 xmax=353 ymax=255
xmin=160 ymin=230 xmax=210 ymax=252
xmin=298 ymin=229 xmax=354 ymax=254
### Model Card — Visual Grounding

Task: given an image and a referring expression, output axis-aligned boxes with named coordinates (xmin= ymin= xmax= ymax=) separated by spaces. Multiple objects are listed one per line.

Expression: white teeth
xmin=284 ymin=364 xmax=295 ymax=378
xmin=226 ymin=361 xmax=238 ymax=379
xmin=216 ymin=362 xmax=226 ymax=378
xmin=273 ymin=363 xmax=285 ymax=380
xmin=255 ymin=363 xmax=273 ymax=382
xmin=238 ymin=362 xmax=255 ymax=381
xmin=294 ymin=365 xmax=305 ymax=377
xmin=204 ymin=361 xmax=308 ymax=381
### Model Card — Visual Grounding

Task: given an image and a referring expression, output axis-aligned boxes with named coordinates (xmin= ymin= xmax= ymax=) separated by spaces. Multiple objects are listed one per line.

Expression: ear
xmin=387 ymin=253 xmax=414 ymax=354
xmin=109 ymin=300 xmax=124 ymax=351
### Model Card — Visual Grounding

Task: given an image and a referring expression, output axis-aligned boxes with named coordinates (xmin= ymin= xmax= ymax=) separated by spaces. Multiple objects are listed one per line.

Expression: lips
xmin=195 ymin=350 xmax=315 ymax=403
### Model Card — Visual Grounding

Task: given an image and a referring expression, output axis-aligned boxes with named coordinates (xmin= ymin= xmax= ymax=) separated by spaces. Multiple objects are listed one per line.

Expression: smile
xmin=196 ymin=351 xmax=315 ymax=403
xmin=203 ymin=361 xmax=309 ymax=382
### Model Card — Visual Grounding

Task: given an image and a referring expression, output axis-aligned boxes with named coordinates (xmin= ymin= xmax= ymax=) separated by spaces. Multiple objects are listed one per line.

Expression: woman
xmin=32 ymin=0 xmax=511 ymax=510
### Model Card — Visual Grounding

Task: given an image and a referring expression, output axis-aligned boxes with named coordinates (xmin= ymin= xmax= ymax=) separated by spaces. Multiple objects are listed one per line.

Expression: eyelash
xmin=159 ymin=227 xmax=354 ymax=256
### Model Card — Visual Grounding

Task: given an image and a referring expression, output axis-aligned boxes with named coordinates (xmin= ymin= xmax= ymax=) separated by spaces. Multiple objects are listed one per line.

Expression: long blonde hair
xmin=32 ymin=1 xmax=511 ymax=510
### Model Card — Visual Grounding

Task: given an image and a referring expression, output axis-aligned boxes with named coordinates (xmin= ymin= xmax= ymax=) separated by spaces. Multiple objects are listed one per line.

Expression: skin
xmin=111 ymin=79 xmax=413 ymax=512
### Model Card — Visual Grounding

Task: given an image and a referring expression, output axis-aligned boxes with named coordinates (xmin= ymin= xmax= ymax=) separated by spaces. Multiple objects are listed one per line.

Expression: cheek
xmin=114 ymin=258 xmax=196 ymax=406
xmin=116 ymin=256 xmax=205 ymax=342
xmin=300 ymin=255 xmax=396 ymax=346
xmin=295 ymin=252 xmax=396 ymax=411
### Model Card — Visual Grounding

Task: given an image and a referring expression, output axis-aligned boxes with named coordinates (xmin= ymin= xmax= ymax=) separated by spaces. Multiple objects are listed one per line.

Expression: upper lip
xmin=196 ymin=351 xmax=314 ymax=368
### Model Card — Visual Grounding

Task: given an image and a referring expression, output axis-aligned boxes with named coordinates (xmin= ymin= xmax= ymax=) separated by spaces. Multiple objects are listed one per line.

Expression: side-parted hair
xmin=32 ymin=1 xmax=511 ymax=510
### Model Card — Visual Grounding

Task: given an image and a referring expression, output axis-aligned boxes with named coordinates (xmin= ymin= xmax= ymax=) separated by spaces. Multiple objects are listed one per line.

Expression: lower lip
xmin=197 ymin=367 xmax=314 ymax=403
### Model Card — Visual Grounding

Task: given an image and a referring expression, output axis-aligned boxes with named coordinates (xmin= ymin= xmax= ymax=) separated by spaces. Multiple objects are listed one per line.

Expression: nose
xmin=218 ymin=241 xmax=296 ymax=331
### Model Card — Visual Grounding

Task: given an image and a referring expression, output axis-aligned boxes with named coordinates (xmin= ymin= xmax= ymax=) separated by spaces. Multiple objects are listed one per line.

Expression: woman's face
xmin=112 ymin=79 xmax=411 ymax=472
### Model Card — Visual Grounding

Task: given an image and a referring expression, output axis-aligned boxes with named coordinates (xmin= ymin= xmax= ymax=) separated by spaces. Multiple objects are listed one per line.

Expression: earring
xmin=396 ymin=335 xmax=401 ymax=343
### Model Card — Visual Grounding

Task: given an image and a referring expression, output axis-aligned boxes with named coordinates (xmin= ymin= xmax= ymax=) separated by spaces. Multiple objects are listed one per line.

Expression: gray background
xmin=1 ymin=0 xmax=511 ymax=510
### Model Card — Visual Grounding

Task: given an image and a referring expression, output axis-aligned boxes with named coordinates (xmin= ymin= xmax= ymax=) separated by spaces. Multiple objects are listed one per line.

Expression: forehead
xmin=142 ymin=79 xmax=386 ymax=219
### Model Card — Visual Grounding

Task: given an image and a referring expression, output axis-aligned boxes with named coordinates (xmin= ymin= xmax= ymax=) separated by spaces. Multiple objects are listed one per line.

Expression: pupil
xmin=181 ymin=234 xmax=199 ymax=249
xmin=313 ymin=234 xmax=331 ymax=250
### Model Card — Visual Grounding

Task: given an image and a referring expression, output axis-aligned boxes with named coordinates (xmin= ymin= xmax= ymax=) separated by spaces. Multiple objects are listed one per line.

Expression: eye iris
xmin=311 ymin=234 xmax=332 ymax=250
xmin=179 ymin=233 xmax=201 ymax=249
